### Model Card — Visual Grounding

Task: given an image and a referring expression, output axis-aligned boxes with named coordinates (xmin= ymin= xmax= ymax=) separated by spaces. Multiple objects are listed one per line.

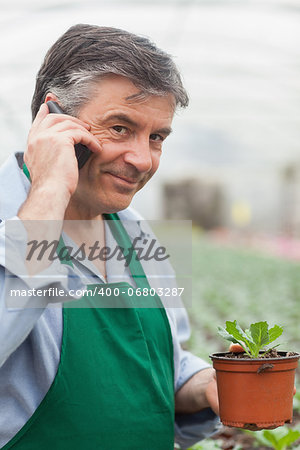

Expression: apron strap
xmin=103 ymin=213 xmax=150 ymax=289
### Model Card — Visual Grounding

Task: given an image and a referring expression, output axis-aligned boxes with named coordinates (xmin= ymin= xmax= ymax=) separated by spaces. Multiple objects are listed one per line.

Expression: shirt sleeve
xmin=175 ymin=409 xmax=221 ymax=449
xmin=0 ymin=216 xmax=84 ymax=368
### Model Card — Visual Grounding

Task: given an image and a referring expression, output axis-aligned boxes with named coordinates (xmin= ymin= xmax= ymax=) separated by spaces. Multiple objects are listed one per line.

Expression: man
xmin=0 ymin=24 xmax=220 ymax=449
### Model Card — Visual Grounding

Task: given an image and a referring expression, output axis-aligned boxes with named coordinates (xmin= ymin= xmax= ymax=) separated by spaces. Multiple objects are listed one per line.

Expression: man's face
xmin=72 ymin=74 xmax=175 ymax=216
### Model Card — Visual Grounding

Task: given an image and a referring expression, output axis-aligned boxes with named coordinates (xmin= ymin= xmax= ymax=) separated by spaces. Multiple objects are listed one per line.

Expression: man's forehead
xmin=124 ymin=90 xmax=176 ymax=110
xmin=92 ymin=74 xmax=176 ymax=111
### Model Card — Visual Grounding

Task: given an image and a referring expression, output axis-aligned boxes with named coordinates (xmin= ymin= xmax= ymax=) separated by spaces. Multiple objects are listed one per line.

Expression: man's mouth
xmin=105 ymin=172 xmax=141 ymax=186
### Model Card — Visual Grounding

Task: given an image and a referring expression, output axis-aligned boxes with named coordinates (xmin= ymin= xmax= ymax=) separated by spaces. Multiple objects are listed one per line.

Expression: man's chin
xmin=101 ymin=198 xmax=133 ymax=215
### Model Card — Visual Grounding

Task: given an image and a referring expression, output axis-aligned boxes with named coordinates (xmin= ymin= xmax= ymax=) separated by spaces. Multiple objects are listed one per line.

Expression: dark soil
xmin=215 ymin=349 xmax=299 ymax=359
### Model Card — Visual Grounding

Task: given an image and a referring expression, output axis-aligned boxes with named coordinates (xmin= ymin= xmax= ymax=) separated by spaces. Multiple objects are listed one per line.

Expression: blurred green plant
xmin=189 ymin=233 xmax=300 ymax=361
xmin=293 ymin=389 xmax=300 ymax=414
xmin=246 ymin=426 xmax=300 ymax=449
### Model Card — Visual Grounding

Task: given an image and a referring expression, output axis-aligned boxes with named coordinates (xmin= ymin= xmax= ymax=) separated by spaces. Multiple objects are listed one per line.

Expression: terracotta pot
xmin=210 ymin=351 xmax=299 ymax=429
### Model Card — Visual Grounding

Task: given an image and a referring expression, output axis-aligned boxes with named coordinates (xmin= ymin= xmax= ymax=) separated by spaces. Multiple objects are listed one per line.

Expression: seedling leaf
xmin=226 ymin=321 xmax=252 ymax=345
xmin=268 ymin=324 xmax=283 ymax=344
xmin=244 ymin=328 xmax=252 ymax=341
xmin=250 ymin=322 xmax=269 ymax=357
xmin=217 ymin=326 xmax=239 ymax=344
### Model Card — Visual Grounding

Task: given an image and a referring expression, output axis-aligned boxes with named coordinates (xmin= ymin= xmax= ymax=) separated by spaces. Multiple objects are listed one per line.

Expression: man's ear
xmin=44 ymin=93 xmax=59 ymax=104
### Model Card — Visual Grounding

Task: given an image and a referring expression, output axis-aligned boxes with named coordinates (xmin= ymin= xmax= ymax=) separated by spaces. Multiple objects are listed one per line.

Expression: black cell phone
xmin=46 ymin=101 xmax=92 ymax=169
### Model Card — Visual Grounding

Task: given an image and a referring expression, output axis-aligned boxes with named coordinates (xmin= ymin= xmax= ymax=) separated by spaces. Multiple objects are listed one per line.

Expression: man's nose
xmin=123 ymin=138 xmax=153 ymax=173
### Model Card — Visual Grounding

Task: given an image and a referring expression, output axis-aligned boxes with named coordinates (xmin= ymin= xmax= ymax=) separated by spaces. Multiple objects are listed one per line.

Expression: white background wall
xmin=0 ymin=0 xmax=299 ymax=230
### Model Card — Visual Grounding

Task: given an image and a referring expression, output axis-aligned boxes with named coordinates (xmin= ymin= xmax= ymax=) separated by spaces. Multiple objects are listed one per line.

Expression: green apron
xmin=2 ymin=214 xmax=175 ymax=449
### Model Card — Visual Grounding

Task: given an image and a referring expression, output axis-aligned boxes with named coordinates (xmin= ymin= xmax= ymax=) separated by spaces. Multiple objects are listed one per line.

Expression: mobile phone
xmin=47 ymin=101 xmax=92 ymax=169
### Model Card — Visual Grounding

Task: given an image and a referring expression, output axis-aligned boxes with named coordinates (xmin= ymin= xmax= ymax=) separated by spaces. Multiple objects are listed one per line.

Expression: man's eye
xmin=112 ymin=125 xmax=128 ymax=135
xmin=150 ymin=134 xmax=163 ymax=142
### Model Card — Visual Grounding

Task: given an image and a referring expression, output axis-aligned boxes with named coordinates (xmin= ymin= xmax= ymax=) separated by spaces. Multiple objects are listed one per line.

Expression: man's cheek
xmin=99 ymin=140 xmax=126 ymax=160
xmin=152 ymin=154 xmax=161 ymax=173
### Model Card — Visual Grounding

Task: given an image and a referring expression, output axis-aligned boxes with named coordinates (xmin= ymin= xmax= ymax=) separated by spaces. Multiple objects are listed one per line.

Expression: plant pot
xmin=210 ymin=351 xmax=299 ymax=429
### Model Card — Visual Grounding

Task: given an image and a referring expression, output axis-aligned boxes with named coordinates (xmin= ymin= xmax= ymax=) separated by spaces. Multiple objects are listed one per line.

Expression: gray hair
xmin=31 ymin=24 xmax=189 ymax=119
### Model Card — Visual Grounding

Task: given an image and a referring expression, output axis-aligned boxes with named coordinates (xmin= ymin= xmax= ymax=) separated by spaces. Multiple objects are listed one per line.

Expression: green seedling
xmin=246 ymin=426 xmax=300 ymax=450
xmin=218 ymin=320 xmax=283 ymax=358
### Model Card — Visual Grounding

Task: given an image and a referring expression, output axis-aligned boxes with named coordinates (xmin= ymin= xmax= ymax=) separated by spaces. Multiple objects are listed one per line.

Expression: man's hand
xmin=175 ymin=368 xmax=219 ymax=415
xmin=205 ymin=370 xmax=219 ymax=415
xmin=18 ymin=102 xmax=102 ymax=274
xmin=19 ymin=103 xmax=102 ymax=224
xmin=25 ymin=103 xmax=101 ymax=198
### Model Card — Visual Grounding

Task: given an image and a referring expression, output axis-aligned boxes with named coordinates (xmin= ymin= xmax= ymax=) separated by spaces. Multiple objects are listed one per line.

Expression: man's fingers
xmin=229 ymin=343 xmax=244 ymax=353
xmin=205 ymin=372 xmax=219 ymax=416
xmin=29 ymin=110 xmax=102 ymax=157
xmin=46 ymin=119 xmax=92 ymax=135
xmin=30 ymin=103 xmax=49 ymax=130
xmin=66 ymin=130 xmax=102 ymax=155
xmin=44 ymin=113 xmax=91 ymax=130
